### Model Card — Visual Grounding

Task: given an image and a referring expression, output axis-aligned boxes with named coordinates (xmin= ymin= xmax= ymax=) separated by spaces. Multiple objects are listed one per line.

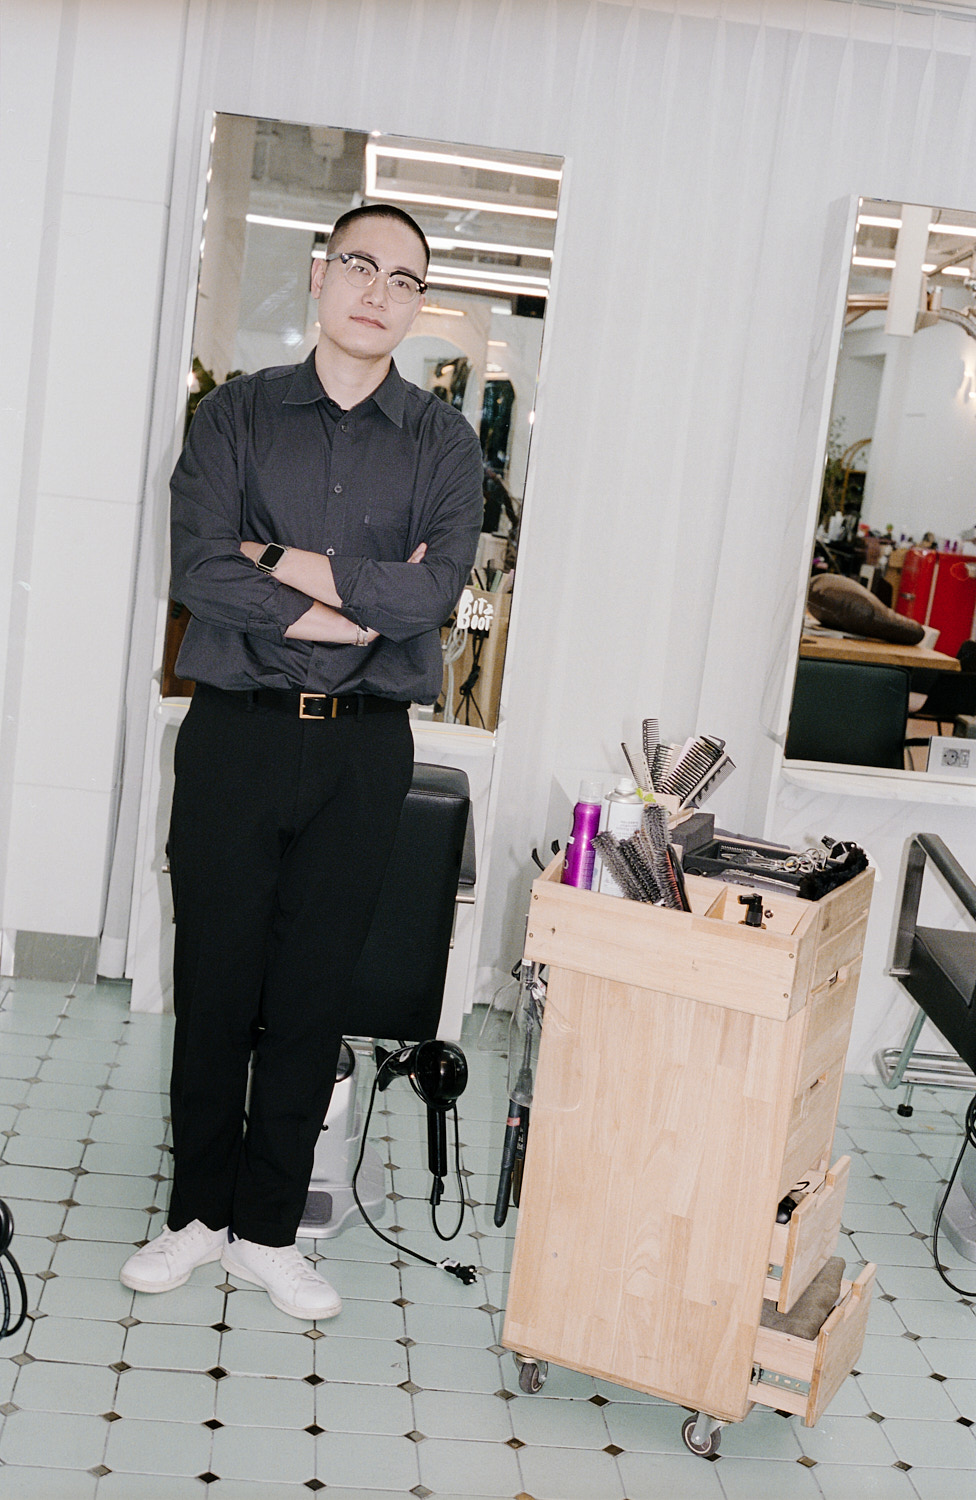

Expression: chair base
xmin=875 ymin=1045 xmax=976 ymax=1094
xmin=296 ymin=1147 xmax=387 ymax=1240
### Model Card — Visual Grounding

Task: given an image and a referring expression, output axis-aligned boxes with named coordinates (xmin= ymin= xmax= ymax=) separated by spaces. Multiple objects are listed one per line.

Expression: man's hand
xmin=267 ymin=540 xmax=428 ymax=645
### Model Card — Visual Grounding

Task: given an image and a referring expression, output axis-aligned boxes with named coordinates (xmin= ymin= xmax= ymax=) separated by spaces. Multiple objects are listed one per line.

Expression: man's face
xmin=311 ymin=218 xmax=427 ymax=362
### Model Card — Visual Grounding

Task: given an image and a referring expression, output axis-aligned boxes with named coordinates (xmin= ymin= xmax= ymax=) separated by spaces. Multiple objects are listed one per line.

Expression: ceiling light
xmin=249 ymin=213 xmax=334 ymax=234
xmin=487 ymin=340 xmax=508 ymax=348
xmin=420 ymin=306 xmax=465 ymax=317
xmin=365 ymin=184 xmax=558 ymax=220
xmin=367 ymin=143 xmax=561 ymax=182
xmin=858 ymin=212 xmax=976 ymax=238
xmin=853 ymin=254 xmax=968 ymax=278
xmin=427 ymin=235 xmax=553 ymax=260
xmin=426 ymin=270 xmax=547 ymax=297
xmin=429 ymin=262 xmax=548 ymax=289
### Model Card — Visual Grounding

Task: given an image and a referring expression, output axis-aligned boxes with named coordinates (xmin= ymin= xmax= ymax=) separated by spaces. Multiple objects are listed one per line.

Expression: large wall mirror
xmin=785 ymin=197 xmax=976 ymax=775
xmin=162 ymin=114 xmax=563 ymax=730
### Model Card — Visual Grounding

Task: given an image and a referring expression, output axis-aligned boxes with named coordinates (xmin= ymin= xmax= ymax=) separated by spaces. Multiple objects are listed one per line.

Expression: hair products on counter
xmin=561 ymin=780 xmax=603 ymax=888
xmin=595 ymin=777 xmax=645 ymax=896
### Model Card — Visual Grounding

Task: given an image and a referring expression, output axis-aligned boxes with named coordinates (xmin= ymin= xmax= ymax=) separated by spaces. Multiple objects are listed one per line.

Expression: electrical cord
xmin=931 ymin=1090 xmax=976 ymax=1296
xmin=350 ymin=1061 xmax=477 ymax=1285
xmin=0 ymin=1199 xmax=27 ymax=1340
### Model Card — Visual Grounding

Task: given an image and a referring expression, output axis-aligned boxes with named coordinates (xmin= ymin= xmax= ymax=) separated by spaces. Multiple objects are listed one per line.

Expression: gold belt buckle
xmin=299 ymin=693 xmax=338 ymax=719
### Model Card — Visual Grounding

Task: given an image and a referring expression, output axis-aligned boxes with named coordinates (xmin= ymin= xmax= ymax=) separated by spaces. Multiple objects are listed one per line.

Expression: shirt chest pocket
xmin=355 ymin=496 xmax=411 ymax=561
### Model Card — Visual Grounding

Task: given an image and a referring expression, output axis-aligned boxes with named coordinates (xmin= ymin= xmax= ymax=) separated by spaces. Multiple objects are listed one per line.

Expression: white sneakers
xmin=121 ymin=1221 xmax=342 ymax=1321
xmin=120 ymin=1219 xmax=227 ymax=1293
xmin=220 ymin=1235 xmax=343 ymax=1320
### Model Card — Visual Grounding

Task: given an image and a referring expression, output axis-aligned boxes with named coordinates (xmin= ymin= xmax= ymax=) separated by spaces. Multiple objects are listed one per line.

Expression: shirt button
xmin=326 ymin=547 xmax=335 ymax=556
xmin=333 ymin=484 xmax=342 ymax=494
xmin=340 ymin=423 xmax=349 ymax=433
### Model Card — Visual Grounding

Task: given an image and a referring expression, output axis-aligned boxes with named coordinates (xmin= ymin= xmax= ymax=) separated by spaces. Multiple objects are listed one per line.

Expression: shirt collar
xmin=283 ymin=351 xmax=406 ymax=428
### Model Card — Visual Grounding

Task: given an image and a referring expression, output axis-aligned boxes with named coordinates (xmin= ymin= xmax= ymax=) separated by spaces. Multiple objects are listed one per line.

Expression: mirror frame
xmin=777 ymin=195 xmax=976 ymax=795
xmin=161 ymin=112 xmax=564 ymax=735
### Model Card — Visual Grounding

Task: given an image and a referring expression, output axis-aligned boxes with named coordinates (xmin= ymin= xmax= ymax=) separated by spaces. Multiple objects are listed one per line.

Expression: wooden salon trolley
xmin=501 ymin=856 xmax=876 ymax=1454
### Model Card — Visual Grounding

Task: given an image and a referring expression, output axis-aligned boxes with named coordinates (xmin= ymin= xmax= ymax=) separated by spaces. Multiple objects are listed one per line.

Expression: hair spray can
xmin=561 ymin=779 xmax=603 ymax=888
xmin=595 ymin=776 xmax=645 ymax=896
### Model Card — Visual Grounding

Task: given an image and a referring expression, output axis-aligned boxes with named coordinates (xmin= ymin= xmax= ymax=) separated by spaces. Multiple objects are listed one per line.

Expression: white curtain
xmin=102 ymin=0 xmax=976 ymax=999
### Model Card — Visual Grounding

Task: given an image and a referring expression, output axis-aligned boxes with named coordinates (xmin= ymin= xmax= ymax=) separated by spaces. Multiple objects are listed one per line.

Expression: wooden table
xmin=799 ymin=633 xmax=959 ymax=671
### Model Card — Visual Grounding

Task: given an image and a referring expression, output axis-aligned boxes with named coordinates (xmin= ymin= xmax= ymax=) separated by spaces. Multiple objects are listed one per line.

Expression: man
xmin=120 ymin=205 xmax=483 ymax=1320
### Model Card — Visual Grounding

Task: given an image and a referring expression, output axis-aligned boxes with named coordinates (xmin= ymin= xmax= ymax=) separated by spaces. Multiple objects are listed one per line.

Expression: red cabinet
xmin=895 ymin=549 xmax=976 ymax=656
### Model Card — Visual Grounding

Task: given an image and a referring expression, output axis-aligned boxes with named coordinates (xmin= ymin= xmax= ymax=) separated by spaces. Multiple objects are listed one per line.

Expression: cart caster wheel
xmin=681 ymin=1414 xmax=721 ymax=1456
xmin=514 ymin=1355 xmax=547 ymax=1394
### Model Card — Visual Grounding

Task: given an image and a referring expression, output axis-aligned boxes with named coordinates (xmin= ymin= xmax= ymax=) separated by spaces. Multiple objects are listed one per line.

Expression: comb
xmin=650 ymin=741 xmax=681 ymax=791
xmin=657 ymin=736 xmax=725 ymax=800
xmin=679 ymin=753 xmax=735 ymax=811
xmin=642 ymin=719 xmax=660 ymax=791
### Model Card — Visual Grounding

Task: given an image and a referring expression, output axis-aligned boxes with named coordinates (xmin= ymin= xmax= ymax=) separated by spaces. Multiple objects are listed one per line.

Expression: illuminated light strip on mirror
xmin=420 ymin=306 xmax=465 ymax=317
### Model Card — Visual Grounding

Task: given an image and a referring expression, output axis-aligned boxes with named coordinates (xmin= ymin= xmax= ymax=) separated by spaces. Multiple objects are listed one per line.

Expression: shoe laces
xmin=266 ymin=1244 xmax=321 ymax=1287
xmin=156 ymin=1222 xmax=216 ymax=1254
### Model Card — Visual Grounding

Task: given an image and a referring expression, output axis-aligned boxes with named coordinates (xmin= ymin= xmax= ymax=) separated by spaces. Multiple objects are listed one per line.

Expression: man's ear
xmin=310 ymin=257 xmax=327 ymax=297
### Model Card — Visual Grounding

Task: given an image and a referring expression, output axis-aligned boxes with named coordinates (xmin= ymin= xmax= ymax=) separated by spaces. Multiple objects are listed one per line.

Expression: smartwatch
xmin=254 ymin=543 xmax=287 ymax=574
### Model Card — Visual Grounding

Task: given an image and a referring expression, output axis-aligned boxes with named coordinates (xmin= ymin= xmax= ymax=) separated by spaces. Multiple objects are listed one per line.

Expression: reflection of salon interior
xmin=793 ymin=199 xmax=976 ymax=774
xmin=164 ymin=118 xmax=560 ymax=732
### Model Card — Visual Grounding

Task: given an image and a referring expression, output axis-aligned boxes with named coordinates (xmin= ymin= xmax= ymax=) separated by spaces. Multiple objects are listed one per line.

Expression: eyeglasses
xmin=324 ymin=251 xmax=427 ymax=304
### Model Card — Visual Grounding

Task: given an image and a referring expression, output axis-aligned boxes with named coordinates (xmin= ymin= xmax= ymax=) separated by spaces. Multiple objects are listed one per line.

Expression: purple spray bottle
xmin=561 ymin=779 xmax=603 ymax=889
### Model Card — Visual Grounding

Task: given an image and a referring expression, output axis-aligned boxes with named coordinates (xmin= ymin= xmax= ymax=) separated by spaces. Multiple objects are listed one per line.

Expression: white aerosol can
xmin=595 ymin=776 xmax=645 ymax=896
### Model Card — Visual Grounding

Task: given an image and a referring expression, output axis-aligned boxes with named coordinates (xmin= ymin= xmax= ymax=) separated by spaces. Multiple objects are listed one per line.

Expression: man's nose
xmin=364 ymin=272 xmax=389 ymax=306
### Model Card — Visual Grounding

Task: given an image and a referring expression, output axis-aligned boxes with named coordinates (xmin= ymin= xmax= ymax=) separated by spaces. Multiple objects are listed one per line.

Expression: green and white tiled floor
xmin=0 ymin=977 xmax=974 ymax=1498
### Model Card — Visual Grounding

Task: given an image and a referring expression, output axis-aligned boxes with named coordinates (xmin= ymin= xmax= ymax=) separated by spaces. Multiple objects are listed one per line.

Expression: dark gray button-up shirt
xmin=170 ymin=353 xmax=484 ymax=701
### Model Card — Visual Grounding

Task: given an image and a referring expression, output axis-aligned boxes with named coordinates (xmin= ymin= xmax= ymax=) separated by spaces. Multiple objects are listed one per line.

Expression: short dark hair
xmin=327 ymin=204 xmax=430 ymax=271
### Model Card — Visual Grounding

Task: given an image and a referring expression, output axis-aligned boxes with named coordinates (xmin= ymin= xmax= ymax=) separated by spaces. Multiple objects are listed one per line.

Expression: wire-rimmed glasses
xmin=324 ymin=251 xmax=427 ymax=303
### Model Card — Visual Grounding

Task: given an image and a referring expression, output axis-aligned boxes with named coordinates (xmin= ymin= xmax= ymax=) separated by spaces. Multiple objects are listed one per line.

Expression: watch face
xmin=257 ymin=544 xmax=286 ymax=572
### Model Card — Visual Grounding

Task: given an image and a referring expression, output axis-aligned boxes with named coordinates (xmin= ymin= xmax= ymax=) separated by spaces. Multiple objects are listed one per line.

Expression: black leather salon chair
xmin=299 ymin=762 xmax=473 ymax=1238
xmin=344 ymin=762 xmax=473 ymax=1041
xmin=878 ymin=833 xmax=976 ymax=1114
xmin=784 ymin=658 xmax=910 ymax=769
xmin=908 ymin=640 xmax=976 ymax=738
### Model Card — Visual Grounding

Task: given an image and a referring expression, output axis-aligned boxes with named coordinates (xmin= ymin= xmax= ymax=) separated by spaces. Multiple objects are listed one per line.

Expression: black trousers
xmin=166 ymin=684 xmax=414 ymax=1246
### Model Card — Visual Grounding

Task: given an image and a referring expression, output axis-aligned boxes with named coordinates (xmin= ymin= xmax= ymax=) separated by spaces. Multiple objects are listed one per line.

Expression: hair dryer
xmin=375 ymin=1040 xmax=468 ymax=1204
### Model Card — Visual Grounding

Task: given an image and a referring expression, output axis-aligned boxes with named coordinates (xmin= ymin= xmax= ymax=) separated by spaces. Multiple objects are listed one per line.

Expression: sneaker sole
xmin=120 ymin=1244 xmax=224 ymax=1294
xmin=220 ymin=1247 xmax=342 ymax=1321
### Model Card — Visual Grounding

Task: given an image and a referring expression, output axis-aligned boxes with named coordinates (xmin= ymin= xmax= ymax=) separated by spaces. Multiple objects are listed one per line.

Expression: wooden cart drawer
xmin=751 ymin=1264 xmax=875 ymax=1426
xmin=779 ymin=1061 xmax=844 ymax=1196
xmin=798 ymin=963 xmax=861 ymax=1091
xmin=766 ymin=1158 xmax=850 ymax=1312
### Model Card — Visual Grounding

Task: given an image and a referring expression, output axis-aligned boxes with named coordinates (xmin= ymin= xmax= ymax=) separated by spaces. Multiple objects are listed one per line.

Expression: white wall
xmin=0 ymin=0 xmax=189 ymax=947
xmin=859 ymin=309 xmax=976 ymax=541
xmin=8 ymin=0 xmax=976 ymax=1069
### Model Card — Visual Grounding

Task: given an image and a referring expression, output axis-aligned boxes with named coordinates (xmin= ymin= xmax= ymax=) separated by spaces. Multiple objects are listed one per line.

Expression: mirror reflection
xmin=162 ymin=115 xmax=563 ymax=730
xmin=787 ymin=197 xmax=976 ymax=773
